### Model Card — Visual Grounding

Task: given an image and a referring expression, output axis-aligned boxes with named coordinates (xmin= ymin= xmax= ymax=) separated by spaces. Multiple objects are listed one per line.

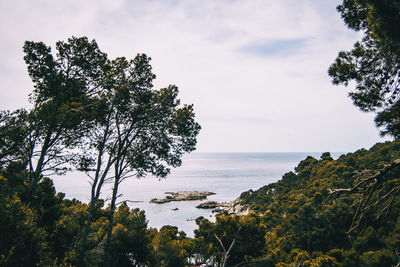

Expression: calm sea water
xmin=52 ymin=152 xmax=343 ymax=236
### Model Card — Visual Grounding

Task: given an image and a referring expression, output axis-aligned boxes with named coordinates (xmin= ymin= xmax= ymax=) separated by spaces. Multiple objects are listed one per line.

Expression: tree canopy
xmin=0 ymin=36 xmax=201 ymax=266
xmin=15 ymin=37 xmax=108 ymax=201
xmin=328 ymin=0 xmax=400 ymax=138
xmin=1 ymin=2 xmax=400 ymax=265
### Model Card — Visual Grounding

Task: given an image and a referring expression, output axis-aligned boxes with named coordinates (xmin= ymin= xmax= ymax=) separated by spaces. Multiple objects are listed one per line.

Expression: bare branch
xmin=214 ymin=226 xmax=242 ymax=267
xmin=329 ymin=159 xmax=400 ymax=232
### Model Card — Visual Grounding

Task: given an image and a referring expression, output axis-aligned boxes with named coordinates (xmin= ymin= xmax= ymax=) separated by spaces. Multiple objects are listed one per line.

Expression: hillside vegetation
xmin=234 ymin=140 xmax=400 ymax=266
xmin=1 ymin=0 xmax=400 ymax=265
xmin=1 ymin=141 xmax=399 ymax=266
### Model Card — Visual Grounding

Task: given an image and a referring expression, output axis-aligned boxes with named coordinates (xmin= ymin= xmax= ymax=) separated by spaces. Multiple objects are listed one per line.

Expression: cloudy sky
xmin=0 ymin=0 xmax=389 ymax=152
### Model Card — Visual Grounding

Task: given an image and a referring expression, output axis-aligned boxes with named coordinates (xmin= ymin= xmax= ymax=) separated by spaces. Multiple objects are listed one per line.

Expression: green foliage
xmin=0 ymin=36 xmax=201 ymax=266
xmin=0 ymin=193 xmax=44 ymax=266
xmin=14 ymin=36 xmax=111 ymax=203
xmin=238 ymin=141 xmax=400 ymax=266
xmin=0 ymin=165 xmax=166 ymax=266
xmin=1 ymin=26 xmax=400 ymax=266
xmin=194 ymin=213 xmax=265 ymax=266
xmin=58 ymin=39 xmax=201 ymax=265
xmin=329 ymin=0 xmax=400 ymax=138
xmin=150 ymin=226 xmax=192 ymax=267
xmin=0 ymin=110 xmax=29 ymax=170
xmin=1 ymin=139 xmax=399 ymax=266
xmin=107 ymin=203 xmax=152 ymax=266
xmin=337 ymin=0 xmax=400 ymax=44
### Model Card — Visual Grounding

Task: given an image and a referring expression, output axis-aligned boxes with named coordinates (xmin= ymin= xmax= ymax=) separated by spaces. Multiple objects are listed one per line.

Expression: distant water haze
xmin=52 ymin=152 xmax=344 ymax=236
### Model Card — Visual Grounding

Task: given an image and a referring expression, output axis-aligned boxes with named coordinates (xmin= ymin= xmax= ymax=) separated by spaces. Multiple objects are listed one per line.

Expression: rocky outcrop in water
xmin=196 ymin=201 xmax=219 ymax=209
xmin=221 ymin=200 xmax=250 ymax=215
xmin=150 ymin=191 xmax=251 ymax=216
xmin=208 ymin=197 xmax=251 ymax=216
xmin=150 ymin=191 xmax=216 ymax=204
xmin=194 ymin=197 xmax=252 ymax=216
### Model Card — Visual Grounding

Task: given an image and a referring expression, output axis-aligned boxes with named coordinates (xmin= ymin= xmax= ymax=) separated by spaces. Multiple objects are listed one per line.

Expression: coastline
xmin=149 ymin=190 xmax=252 ymax=216
xmin=53 ymin=152 xmax=338 ymax=236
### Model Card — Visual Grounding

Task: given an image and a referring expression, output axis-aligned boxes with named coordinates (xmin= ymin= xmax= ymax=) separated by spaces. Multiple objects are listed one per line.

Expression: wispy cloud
xmin=240 ymin=39 xmax=306 ymax=57
xmin=0 ymin=0 xmax=387 ymax=152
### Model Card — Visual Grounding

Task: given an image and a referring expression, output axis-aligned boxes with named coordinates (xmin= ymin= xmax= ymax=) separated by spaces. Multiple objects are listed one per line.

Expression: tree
xmin=105 ymin=203 xmax=152 ymax=266
xmin=20 ymin=37 xmax=107 ymax=201
xmin=0 ymin=193 xmax=44 ymax=266
xmin=194 ymin=213 xmax=265 ymax=266
xmin=150 ymin=226 xmax=190 ymax=267
xmin=103 ymin=55 xmax=200 ymax=266
xmin=0 ymin=110 xmax=29 ymax=171
xmin=71 ymin=45 xmax=200 ymax=266
xmin=328 ymin=1 xmax=400 ymax=237
xmin=0 ymin=36 xmax=200 ymax=266
xmin=328 ymin=0 xmax=400 ymax=138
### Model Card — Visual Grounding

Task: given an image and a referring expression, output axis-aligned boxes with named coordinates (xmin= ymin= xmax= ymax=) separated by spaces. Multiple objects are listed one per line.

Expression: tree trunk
xmin=103 ymin=168 xmax=120 ymax=267
xmin=77 ymin=123 xmax=112 ymax=266
xmin=28 ymin=129 xmax=52 ymax=202
xmin=77 ymin=182 xmax=100 ymax=267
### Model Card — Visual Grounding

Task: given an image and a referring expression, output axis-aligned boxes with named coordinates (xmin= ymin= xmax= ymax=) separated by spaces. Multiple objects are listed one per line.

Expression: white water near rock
xmin=52 ymin=152 xmax=343 ymax=236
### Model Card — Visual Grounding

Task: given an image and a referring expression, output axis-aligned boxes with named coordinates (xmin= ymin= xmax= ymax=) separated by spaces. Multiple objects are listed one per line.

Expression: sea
xmin=52 ymin=152 xmax=343 ymax=236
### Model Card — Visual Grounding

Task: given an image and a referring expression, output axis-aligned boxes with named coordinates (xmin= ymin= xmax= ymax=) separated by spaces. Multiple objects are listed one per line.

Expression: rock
xmin=150 ymin=191 xmax=216 ymax=204
xmin=172 ymin=208 xmax=179 ymax=211
xmin=212 ymin=197 xmax=251 ymax=216
xmin=150 ymin=198 xmax=170 ymax=204
xmin=150 ymin=191 xmax=252 ymax=217
xmin=196 ymin=201 xmax=219 ymax=209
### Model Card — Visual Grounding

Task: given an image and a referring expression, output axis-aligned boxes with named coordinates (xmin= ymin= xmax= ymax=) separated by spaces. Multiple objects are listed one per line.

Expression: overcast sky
xmin=0 ymin=0 xmax=390 ymax=152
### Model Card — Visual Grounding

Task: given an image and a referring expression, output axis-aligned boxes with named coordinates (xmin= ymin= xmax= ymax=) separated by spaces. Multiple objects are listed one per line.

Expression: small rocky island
xmin=196 ymin=201 xmax=219 ymax=209
xmin=150 ymin=191 xmax=252 ymax=216
xmin=150 ymin=191 xmax=215 ymax=204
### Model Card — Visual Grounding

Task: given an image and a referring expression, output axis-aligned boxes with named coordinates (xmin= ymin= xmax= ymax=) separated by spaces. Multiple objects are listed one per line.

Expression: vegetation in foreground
xmin=1 ymin=140 xmax=400 ymax=266
xmin=1 ymin=0 xmax=400 ymax=266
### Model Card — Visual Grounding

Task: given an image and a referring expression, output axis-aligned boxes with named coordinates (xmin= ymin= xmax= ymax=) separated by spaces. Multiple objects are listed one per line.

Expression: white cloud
xmin=0 ymin=0 xmax=388 ymax=152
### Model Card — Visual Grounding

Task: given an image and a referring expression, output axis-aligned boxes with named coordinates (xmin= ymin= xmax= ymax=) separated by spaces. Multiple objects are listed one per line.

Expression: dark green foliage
xmin=19 ymin=37 xmax=110 ymax=203
xmin=0 ymin=110 xmax=29 ymax=170
xmin=1 ymin=10 xmax=400 ymax=264
xmin=0 ymin=166 xmax=59 ymax=266
xmin=238 ymin=141 xmax=400 ymax=266
xmin=337 ymin=0 xmax=400 ymax=44
xmin=329 ymin=0 xmax=400 ymax=138
xmin=59 ymin=40 xmax=201 ymax=265
xmin=0 ymin=166 xmax=158 ymax=266
xmin=194 ymin=213 xmax=266 ymax=266
xmin=0 ymin=194 xmax=44 ymax=266
xmin=107 ymin=203 xmax=152 ymax=266
xmin=1 ymin=138 xmax=400 ymax=266
xmin=0 ymin=36 xmax=201 ymax=266
xmin=150 ymin=226 xmax=192 ymax=267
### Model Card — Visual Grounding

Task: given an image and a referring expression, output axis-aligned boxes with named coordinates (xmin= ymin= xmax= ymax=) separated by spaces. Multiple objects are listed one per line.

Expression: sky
xmin=0 ymin=0 xmax=390 ymax=153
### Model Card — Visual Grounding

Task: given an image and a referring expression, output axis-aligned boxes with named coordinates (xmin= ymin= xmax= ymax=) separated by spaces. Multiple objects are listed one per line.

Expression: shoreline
xmin=149 ymin=190 xmax=252 ymax=216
